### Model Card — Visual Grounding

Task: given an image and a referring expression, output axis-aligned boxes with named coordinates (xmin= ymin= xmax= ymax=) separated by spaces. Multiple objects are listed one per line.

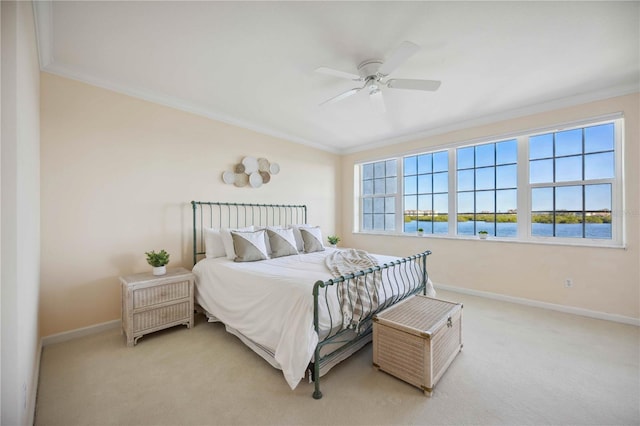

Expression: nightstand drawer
xmin=133 ymin=301 xmax=191 ymax=332
xmin=133 ymin=280 xmax=190 ymax=308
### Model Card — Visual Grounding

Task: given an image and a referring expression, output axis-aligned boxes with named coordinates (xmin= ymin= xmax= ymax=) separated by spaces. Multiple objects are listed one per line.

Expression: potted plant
xmin=417 ymin=228 xmax=424 ymax=236
xmin=478 ymin=230 xmax=489 ymax=240
xmin=146 ymin=249 xmax=170 ymax=275
xmin=327 ymin=235 xmax=340 ymax=248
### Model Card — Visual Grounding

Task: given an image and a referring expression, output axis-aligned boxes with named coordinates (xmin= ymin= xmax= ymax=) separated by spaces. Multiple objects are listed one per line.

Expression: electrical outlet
xmin=564 ymin=279 xmax=573 ymax=288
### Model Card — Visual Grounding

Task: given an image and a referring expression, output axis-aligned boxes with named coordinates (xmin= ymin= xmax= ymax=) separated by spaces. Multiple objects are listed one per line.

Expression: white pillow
xmin=290 ymin=224 xmax=314 ymax=252
xmin=220 ymin=226 xmax=254 ymax=260
xmin=231 ymin=229 xmax=269 ymax=262
xmin=266 ymin=227 xmax=299 ymax=258
xmin=300 ymin=226 xmax=325 ymax=253
xmin=204 ymin=228 xmax=226 ymax=258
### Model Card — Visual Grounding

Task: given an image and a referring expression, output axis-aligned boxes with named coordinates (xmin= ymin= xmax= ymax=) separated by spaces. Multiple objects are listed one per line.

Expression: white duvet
xmin=192 ymin=248 xmax=434 ymax=390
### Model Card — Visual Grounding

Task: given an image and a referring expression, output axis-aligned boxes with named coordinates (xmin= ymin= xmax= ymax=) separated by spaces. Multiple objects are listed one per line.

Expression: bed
xmin=191 ymin=201 xmax=434 ymax=399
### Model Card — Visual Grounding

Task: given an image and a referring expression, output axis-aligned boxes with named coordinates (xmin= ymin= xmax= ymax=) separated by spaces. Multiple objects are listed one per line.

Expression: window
xmin=361 ymin=159 xmax=397 ymax=231
xmin=403 ymin=151 xmax=448 ymax=234
xmin=456 ymin=139 xmax=518 ymax=237
xmin=356 ymin=115 xmax=622 ymax=246
xmin=529 ymin=123 xmax=615 ymax=239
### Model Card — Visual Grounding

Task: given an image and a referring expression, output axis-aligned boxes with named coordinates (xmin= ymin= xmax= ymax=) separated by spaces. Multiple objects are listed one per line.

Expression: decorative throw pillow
xmin=231 ymin=229 xmax=269 ymax=262
xmin=204 ymin=228 xmax=226 ymax=258
xmin=266 ymin=227 xmax=298 ymax=258
xmin=300 ymin=227 xmax=325 ymax=253
xmin=220 ymin=226 xmax=254 ymax=260
xmin=291 ymin=224 xmax=313 ymax=251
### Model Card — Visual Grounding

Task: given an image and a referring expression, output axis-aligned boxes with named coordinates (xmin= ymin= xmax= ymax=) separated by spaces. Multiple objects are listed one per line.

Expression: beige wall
xmin=1 ymin=1 xmax=41 ymax=424
xmin=342 ymin=93 xmax=639 ymax=320
xmin=40 ymin=73 xmax=341 ymax=336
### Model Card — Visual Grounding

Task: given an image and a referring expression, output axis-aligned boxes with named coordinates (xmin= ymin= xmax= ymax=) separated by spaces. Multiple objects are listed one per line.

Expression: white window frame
xmin=354 ymin=114 xmax=624 ymax=248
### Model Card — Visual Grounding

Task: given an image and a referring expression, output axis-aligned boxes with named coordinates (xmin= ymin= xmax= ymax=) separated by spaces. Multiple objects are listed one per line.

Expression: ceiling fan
xmin=316 ymin=41 xmax=441 ymax=112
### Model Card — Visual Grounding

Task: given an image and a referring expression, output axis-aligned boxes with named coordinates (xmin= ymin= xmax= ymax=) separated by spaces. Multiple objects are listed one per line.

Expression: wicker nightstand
xmin=120 ymin=267 xmax=195 ymax=346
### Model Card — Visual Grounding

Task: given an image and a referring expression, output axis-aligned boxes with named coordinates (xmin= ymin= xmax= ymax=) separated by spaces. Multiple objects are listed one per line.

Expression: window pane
xmin=457 ymin=215 xmax=475 ymax=236
xmin=363 ymin=163 xmax=374 ymax=179
xmin=497 ymin=189 xmax=517 ymax=213
xmin=555 ymin=129 xmax=582 ymax=157
xmin=585 ymin=152 xmax=614 ymax=180
xmin=476 ymin=190 xmax=495 ymax=213
xmin=373 ymin=197 xmax=385 ymax=213
xmin=386 ymin=159 xmax=397 ymax=177
xmin=496 ymin=139 xmax=517 ymax=165
xmin=433 ymin=151 xmax=448 ymax=172
xmin=404 ymin=195 xmax=417 ymax=211
xmin=404 ymin=176 xmax=417 ymax=194
xmin=363 ymin=180 xmax=373 ymax=195
xmin=404 ymin=156 xmax=417 ymax=176
xmin=374 ymin=178 xmax=385 ymax=194
xmin=477 ymin=221 xmax=495 ymax=236
xmin=420 ymin=221 xmax=433 ymax=234
xmin=363 ymin=198 xmax=373 ymax=213
xmin=363 ymin=214 xmax=373 ymax=230
xmin=496 ymin=164 xmax=517 ymax=189
xmin=385 ymin=214 xmax=395 ymax=230
xmin=418 ymin=154 xmax=432 ymax=174
xmin=530 ymin=133 xmax=553 ymax=159
xmin=530 ymin=159 xmax=553 ymax=183
xmin=433 ymin=172 xmax=448 ymax=193
xmin=458 ymin=192 xmax=474 ymax=214
xmin=433 ymin=214 xmax=448 ymax=234
xmin=476 ymin=167 xmax=495 ymax=190
xmin=433 ymin=193 xmax=448 ymax=214
xmin=385 ymin=177 xmax=397 ymax=194
xmin=556 ymin=185 xmax=582 ymax=211
xmin=418 ymin=174 xmax=432 ymax=194
xmin=532 ymin=187 xmax=553 ymax=211
xmin=457 ymin=170 xmax=474 ymax=191
xmin=585 ymin=184 xmax=611 ymax=211
xmin=373 ymin=214 xmax=385 ymax=230
xmin=457 ymin=147 xmax=474 ymax=169
xmin=555 ymin=213 xmax=583 ymax=238
xmin=496 ymin=214 xmax=517 ymax=237
xmin=585 ymin=123 xmax=614 ymax=153
xmin=385 ymin=197 xmax=395 ymax=214
xmin=374 ymin=162 xmax=386 ymax=178
xmin=555 ymin=156 xmax=582 ymax=182
xmin=418 ymin=194 xmax=432 ymax=211
xmin=475 ymin=144 xmax=495 ymax=167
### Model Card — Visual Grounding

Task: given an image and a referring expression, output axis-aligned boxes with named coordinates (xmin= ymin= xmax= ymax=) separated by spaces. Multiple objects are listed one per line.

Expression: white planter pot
xmin=479 ymin=234 xmax=488 ymax=240
xmin=153 ymin=265 xmax=167 ymax=275
xmin=417 ymin=231 xmax=424 ymax=237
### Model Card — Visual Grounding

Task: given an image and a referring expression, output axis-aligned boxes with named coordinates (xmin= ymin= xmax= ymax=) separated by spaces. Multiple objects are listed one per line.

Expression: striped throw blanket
xmin=325 ymin=249 xmax=380 ymax=333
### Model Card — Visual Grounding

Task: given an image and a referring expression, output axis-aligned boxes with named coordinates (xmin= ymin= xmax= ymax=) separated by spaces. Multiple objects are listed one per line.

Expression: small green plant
xmin=327 ymin=235 xmax=340 ymax=245
xmin=145 ymin=249 xmax=170 ymax=267
xmin=478 ymin=230 xmax=489 ymax=235
xmin=417 ymin=228 xmax=424 ymax=232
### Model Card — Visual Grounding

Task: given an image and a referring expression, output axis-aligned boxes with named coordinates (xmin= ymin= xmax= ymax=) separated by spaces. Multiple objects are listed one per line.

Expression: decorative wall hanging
xmin=222 ymin=156 xmax=280 ymax=188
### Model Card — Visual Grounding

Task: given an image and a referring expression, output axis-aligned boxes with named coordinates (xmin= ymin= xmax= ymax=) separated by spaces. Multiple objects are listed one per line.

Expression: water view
xmin=404 ymin=220 xmax=612 ymax=239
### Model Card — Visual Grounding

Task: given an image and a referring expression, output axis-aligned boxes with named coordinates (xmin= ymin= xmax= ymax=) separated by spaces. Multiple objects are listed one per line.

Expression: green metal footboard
xmin=310 ymin=250 xmax=431 ymax=399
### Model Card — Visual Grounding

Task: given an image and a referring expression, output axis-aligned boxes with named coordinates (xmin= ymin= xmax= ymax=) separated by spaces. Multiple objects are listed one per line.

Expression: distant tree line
xmin=405 ymin=213 xmax=611 ymax=224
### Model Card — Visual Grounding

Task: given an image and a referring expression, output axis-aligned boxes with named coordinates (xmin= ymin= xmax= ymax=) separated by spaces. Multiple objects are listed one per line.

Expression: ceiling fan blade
xmin=369 ymin=89 xmax=386 ymax=113
xmin=386 ymin=79 xmax=441 ymax=91
xmin=319 ymin=87 xmax=361 ymax=106
xmin=315 ymin=66 xmax=361 ymax=81
xmin=377 ymin=41 xmax=420 ymax=76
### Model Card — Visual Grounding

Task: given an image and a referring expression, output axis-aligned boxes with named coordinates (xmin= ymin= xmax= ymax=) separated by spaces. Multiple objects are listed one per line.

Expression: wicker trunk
xmin=372 ymin=295 xmax=463 ymax=396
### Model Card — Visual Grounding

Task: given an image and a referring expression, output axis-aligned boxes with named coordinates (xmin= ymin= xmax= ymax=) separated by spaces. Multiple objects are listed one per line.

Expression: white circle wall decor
xmin=242 ymin=156 xmax=258 ymax=174
xmin=222 ymin=157 xmax=280 ymax=188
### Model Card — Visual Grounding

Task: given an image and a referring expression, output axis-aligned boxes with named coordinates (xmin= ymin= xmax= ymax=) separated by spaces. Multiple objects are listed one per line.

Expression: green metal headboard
xmin=191 ymin=201 xmax=307 ymax=265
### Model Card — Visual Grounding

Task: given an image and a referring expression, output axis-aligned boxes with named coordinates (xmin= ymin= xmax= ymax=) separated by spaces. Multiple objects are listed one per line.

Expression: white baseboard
xmin=41 ymin=319 xmax=121 ymax=347
xmin=435 ymin=283 xmax=640 ymax=326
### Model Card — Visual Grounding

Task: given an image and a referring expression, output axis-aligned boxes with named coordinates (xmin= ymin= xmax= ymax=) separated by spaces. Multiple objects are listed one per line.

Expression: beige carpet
xmin=35 ymin=290 xmax=640 ymax=426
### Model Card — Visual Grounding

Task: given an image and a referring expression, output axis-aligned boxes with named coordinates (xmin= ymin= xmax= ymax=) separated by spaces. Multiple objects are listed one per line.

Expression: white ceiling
xmin=34 ymin=1 xmax=639 ymax=154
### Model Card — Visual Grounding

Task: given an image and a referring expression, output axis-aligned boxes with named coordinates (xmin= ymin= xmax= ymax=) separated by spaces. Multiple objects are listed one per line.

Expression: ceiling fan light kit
xmin=316 ymin=40 xmax=441 ymax=110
